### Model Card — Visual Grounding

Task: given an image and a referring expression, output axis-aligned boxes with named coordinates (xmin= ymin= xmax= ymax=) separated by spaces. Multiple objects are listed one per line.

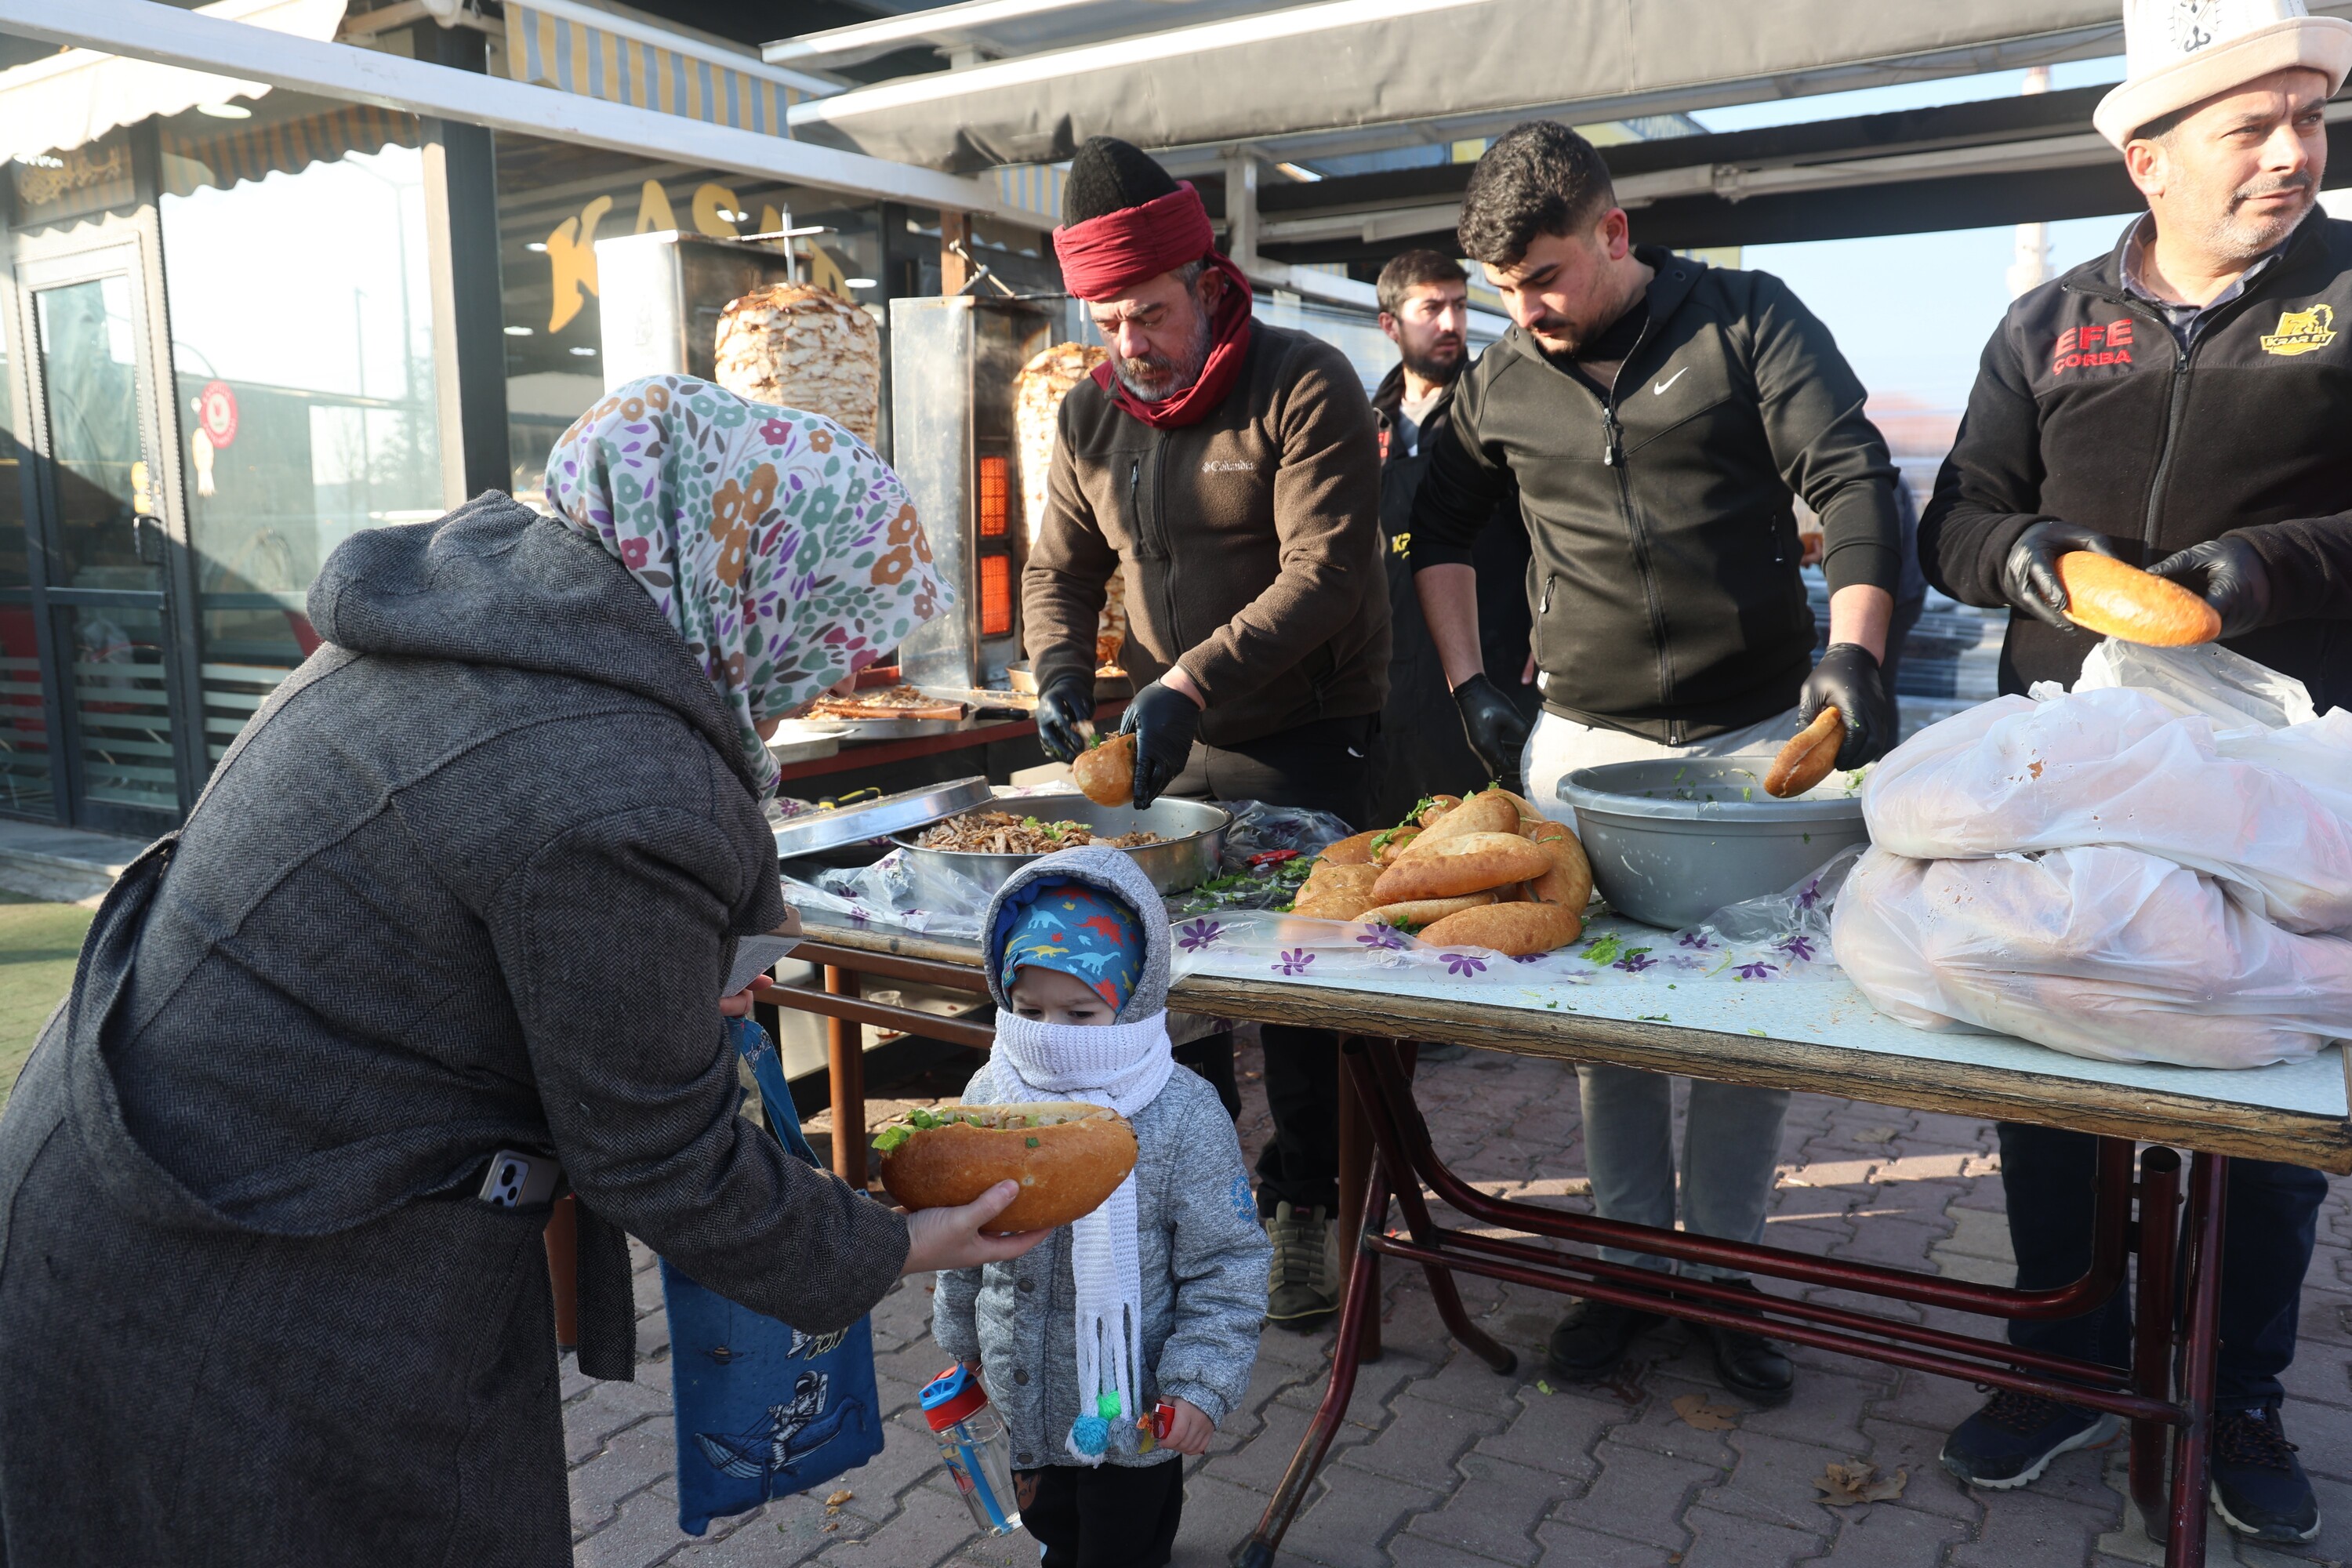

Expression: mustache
xmin=2234 ymin=171 xmax=2314 ymax=205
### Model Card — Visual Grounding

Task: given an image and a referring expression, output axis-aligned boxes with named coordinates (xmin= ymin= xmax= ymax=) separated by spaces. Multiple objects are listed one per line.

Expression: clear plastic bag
xmin=1861 ymin=687 xmax=2352 ymax=933
xmin=1831 ymin=844 xmax=2352 ymax=1069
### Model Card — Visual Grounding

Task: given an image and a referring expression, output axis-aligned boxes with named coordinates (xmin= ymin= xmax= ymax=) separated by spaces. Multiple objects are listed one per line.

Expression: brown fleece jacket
xmin=1022 ymin=320 xmax=1390 ymax=749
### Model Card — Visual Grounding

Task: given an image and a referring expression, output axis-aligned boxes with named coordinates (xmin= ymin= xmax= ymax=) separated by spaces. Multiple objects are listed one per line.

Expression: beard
xmin=2198 ymin=168 xmax=2315 ymax=262
xmin=1400 ymin=334 xmax=1465 ymax=387
xmin=1112 ymin=294 xmax=1217 ymax=402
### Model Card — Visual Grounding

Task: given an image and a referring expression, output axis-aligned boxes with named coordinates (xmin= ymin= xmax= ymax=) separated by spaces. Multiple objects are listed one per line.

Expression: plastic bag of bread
xmin=1863 ymin=687 xmax=2352 ymax=934
xmin=1831 ymin=844 xmax=2352 ymax=1069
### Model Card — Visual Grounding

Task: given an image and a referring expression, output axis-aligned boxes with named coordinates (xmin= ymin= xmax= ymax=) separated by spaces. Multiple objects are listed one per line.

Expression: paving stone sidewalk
xmin=569 ymin=1039 xmax=2352 ymax=1568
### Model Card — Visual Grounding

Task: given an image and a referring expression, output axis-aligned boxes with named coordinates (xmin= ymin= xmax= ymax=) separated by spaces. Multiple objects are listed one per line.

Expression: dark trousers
xmin=1999 ymin=1121 xmax=2327 ymax=1411
xmin=1169 ymin=713 xmax=1376 ymax=1215
xmin=1014 ymin=1458 xmax=1185 ymax=1568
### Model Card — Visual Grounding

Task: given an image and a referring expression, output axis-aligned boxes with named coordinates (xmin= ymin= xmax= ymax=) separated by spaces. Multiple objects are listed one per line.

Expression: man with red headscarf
xmin=1025 ymin=136 xmax=1388 ymax=1332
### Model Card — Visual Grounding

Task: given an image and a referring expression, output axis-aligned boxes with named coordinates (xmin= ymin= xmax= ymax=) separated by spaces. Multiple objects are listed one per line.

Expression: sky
xmin=1687 ymin=57 xmax=2138 ymax=444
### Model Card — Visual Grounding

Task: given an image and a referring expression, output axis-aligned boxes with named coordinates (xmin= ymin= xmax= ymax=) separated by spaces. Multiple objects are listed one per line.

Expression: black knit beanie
xmin=1061 ymin=136 xmax=1179 ymax=227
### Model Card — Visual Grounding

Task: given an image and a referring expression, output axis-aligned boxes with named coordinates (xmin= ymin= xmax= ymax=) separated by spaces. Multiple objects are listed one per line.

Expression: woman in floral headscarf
xmin=0 ymin=377 xmax=1039 ymax=1568
xmin=547 ymin=372 xmax=944 ymax=790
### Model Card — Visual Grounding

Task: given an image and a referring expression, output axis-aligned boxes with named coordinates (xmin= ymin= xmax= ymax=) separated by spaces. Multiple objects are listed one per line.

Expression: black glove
xmin=1799 ymin=643 xmax=1894 ymax=769
xmin=2001 ymin=519 xmax=2123 ymax=630
xmin=1033 ymin=674 xmax=1094 ymax=765
xmin=1450 ymin=673 xmax=1533 ymax=789
xmin=2147 ymin=535 xmax=2273 ymax=639
xmin=1119 ymin=679 xmax=1202 ymax=809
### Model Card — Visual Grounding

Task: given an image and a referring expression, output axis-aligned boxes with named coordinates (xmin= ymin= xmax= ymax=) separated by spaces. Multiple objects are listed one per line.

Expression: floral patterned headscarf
xmin=546 ymin=374 xmax=947 ymax=793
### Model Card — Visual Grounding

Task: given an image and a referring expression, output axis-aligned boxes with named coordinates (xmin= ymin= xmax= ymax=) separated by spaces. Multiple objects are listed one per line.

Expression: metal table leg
xmin=2166 ymin=1153 xmax=2229 ymax=1568
xmin=1335 ymin=1036 xmax=1381 ymax=1363
xmin=825 ymin=965 xmax=866 ymax=1188
xmin=2132 ymin=1147 xmax=2182 ymax=1541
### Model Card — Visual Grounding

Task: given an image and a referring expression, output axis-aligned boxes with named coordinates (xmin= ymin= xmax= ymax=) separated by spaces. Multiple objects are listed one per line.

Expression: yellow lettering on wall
xmin=691 ymin=182 xmax=742 ymax=238
xmin=760 ymin=204 xmax=783 ymax=237
xmin=633 ymin=179 xmax=677 ymax=234
xmin=804 ymin=243 xmax=851 ymax=297
xmin=546 ymin=194 xmax=614 ymax=334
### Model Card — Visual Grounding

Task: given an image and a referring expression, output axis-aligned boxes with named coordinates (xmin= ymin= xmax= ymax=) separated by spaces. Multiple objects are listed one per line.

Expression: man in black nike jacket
xmin=1920 ymin=22 xmax=2352 ymax=1541
xmin=1410 ymin=121 xmax=1905 ymax=1410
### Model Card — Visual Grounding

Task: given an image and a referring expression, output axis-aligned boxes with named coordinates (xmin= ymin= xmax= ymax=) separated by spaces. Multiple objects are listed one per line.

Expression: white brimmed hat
xmin=2094 ymin=0 xmax=2352 ymax=147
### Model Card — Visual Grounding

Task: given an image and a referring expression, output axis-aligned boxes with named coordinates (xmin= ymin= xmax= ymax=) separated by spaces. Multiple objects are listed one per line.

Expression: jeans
xmin=1168 ymin=713 xmax=1377 ymax=1215
xmin=1522 ymin=708 xmax=1799 ymax=1281
xmin=1998 ymin=1122 xmax=2326 ymax=1412
xmin=1578 ymin=1065 xmax=1791 ymax=1280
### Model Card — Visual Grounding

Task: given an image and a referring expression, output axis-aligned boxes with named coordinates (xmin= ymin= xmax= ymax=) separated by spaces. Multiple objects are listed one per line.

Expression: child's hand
xmin=1163 ymin=1398 xmax=1214 ymax=1457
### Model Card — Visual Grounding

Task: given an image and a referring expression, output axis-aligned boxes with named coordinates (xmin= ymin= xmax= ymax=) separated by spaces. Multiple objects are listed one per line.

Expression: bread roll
xmin=877 ymin=1102 xmax=1135 ymax=1232
xmin=1372 ymin=827 xmax=1421 ymax=866
xmin=1295 ymin=861 xmax=1381 ymax=920
xmin=1417 ymin=796 xmax=1461 ymax=827
xmin=1398 ymin=790 xmax=1518 ymax=858
xmin=2056 ymin=552 xmax=2223 ymax=647
xmin=713 ymin=283 xmax=880 ymax=443
xmin=1766 ymin=707 xmax=1844 ymax=798
xmin=1417 ymin=901 xmax=1584 ymax=956
xmin=1364 ymin=891 xmax=1497 ymax=927
xmin=1373 ymin=831 xmax=1552 ymax=903
xmin=1319 ymin=830 xmax=1381 ymax=866
xmin=1523 ymin=819 xmax=1594 ymax=910
xmin=1072 ymin=733 xmax=1134 ymax=807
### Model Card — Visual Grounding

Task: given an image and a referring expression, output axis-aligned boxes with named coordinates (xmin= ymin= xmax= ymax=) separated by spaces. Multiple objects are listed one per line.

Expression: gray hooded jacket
xmin=931 ymin=847 xmax=1272 ymax=1469
xmin=0 ymin=495 xmax=906 ymax=1567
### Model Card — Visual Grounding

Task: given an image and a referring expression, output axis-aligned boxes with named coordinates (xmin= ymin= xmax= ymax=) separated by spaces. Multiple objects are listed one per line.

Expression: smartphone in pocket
xmin=477 ymin=1150 xmax=561 ymax=1208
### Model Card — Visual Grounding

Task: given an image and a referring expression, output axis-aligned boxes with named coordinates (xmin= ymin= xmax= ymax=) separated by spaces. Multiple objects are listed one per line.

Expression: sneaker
xmin=1940 ymin=1388 xmax=2122 ymax=1489
xmin=2209 ymin=1405 xmax=2321 ymax=1543
xmin=1544 ymin=1298 xmax=1661 ymax=1381
xmin=1265 ymin=1202 xmax=1342 ymax=1332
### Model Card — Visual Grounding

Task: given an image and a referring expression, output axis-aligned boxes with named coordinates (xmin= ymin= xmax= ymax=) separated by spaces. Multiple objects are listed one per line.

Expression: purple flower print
xmin=1355 ymin=925 xmax=1406 ymax=951
xmin=1795 ymin=877 xmax=1824 ymax=912
xmin=1735 ymin=960 xmax=1778 ymax=981
xmin=1677 ymin=930 xmax=1712 ymax=949
xmin=1177 ymin=919 xmax=1224 ymax=952
xmin=1274 ymin=949 xmax=1316 ymax=977
xmin=1777 ymin=934 xmax=1818 ymax=963
xmin=1511 ymin=952 xmax=1548 ymax=965
xmin=1441 ymin=952 xmax=1488 ymax=977
xmin=1614 ymin=951 xmax=1656 ymax=974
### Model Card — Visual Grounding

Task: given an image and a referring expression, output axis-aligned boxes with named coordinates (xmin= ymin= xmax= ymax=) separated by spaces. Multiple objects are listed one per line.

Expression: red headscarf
xmin=1054 ymin=182 xmax=1254 ymax=430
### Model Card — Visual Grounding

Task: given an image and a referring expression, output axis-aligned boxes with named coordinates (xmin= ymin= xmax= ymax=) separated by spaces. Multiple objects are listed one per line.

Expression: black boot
xmin=1694 ymin=1279 xmax=1795 ymax=1407
xmin=1545 ymin=1298 xmax=1661 ymax=1381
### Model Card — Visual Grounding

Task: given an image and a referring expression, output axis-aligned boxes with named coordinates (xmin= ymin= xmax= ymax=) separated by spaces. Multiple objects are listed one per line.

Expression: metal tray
xmin=821 ymin=714 xmax=968 ymax=740
xmin=765 ymin=721 xmax=851 ymax=765
xmin=888 ymin=792 xmax=1230 ymax=904
xmin=771 ymin=776 xmax=993 ymax=859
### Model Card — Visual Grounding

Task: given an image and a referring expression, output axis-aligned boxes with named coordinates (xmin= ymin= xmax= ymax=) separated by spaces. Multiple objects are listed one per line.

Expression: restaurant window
xmin=492 ymin=134 xmax=891 ymax=506
xmin=0 ymin=328 xmax=49 ymax=819
xmin=156 ymin=96 xmax=442 ymax=771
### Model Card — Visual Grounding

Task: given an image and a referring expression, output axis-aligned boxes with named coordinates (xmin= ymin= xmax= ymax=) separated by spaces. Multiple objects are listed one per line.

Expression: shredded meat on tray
xmin=915 ymin=810 xmax=1162 ymax=854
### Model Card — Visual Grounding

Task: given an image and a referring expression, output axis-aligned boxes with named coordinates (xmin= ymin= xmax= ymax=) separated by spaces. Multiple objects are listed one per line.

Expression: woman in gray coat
xmin=0 ymin=377 xmax=1035 ymax=1566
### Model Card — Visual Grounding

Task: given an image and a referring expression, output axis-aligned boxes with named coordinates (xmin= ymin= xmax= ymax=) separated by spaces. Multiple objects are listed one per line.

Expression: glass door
xmin=20 ymin=252 xmax=194 ymax=834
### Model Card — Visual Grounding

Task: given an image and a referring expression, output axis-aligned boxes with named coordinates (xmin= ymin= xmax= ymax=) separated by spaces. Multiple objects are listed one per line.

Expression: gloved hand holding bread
xmin=1290 ymin=786 xmax=1592 ymax=954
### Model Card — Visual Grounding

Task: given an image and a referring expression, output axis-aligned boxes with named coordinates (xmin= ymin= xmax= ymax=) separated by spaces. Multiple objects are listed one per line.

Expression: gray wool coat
xmin=0 ymin=494 xmax=907 ymax=1567
xmin=932 ymin=848 xmax=1272 ymax=1470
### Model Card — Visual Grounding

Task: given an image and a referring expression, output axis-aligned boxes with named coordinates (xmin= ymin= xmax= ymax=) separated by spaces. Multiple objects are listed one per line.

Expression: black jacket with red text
xmin=1922 ymin=213 xmax=2352 ymax=706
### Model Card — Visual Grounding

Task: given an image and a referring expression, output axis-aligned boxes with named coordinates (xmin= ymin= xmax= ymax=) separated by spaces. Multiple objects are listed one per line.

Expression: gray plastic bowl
xmin=1557 ymin=757 xmax=1870 ymax=930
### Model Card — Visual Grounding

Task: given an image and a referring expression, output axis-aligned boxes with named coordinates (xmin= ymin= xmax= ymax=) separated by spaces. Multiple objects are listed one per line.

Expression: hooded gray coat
xmin=0 ymin=495 xmax=907 ymax=1567
xmin=931 ymin=848 xmax=1271 ymax=1469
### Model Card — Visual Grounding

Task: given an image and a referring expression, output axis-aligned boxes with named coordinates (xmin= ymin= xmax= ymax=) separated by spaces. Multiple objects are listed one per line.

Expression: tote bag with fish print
xmin=663 ymin=1018 xmax=884 ymax=1534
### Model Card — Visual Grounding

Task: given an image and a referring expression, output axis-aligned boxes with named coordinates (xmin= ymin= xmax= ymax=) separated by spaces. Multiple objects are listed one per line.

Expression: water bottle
xmin=919 ymin=1363 xmax=1022 ymax=1536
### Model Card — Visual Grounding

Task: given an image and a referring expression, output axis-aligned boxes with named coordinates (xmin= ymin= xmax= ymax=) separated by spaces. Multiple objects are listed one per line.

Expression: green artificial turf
xmin=0 ymin=887 xmax=93 ymax=1109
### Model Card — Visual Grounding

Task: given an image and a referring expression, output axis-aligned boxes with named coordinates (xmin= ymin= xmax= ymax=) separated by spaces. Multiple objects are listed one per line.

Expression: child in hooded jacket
xmin=931 ymin=846 xmax=1270 ymax=1568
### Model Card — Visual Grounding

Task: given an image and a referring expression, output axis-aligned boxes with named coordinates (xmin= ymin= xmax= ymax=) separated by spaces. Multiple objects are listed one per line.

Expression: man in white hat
xmin=1922 ymin=0 xmax=2352 ymax=1543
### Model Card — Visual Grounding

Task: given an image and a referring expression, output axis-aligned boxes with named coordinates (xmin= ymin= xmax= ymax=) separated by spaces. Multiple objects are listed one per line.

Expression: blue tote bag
xmin=662 ymin=1017 xmax=884 ymax=1534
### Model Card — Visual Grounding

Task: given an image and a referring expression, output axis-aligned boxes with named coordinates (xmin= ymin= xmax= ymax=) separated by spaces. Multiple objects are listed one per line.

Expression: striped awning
xmin=161 ymin=100 xmax=413 ymax=194
xmin=995 ymin=162 xmax=1065 ymax=226
xmin=503 ymin=0 xmax=813 ymax=137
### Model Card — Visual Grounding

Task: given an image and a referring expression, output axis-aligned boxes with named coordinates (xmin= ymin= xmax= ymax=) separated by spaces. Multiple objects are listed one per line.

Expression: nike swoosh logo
xmin=1653 ymin=368 xmax=1688 ymax=396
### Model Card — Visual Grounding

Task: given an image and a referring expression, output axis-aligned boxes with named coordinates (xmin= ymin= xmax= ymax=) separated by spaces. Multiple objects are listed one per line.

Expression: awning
xmin=501 ymin=0 xmax=834 ymax=139
xmin=161 ymin=99 xmax=412 ymax=194
xmin=785 ymin=0 xmax=2352 ymax=172
xmin=0 ymin=0 xmax=344 ymax=164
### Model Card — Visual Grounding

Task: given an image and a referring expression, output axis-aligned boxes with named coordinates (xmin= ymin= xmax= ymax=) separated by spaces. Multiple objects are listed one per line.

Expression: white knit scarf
xmin=987 ymin=1008 xmax=1173 ymax=1465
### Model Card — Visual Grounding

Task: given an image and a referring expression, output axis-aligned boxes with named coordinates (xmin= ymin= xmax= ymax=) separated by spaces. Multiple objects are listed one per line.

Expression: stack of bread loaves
xmin=1015 ymin=342 xmax=1127 ymax=670
xmin=1293 ymin=786 xmax=1592 ymax=956
xmin=713 ymin=283 xmax=881 ymax=445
